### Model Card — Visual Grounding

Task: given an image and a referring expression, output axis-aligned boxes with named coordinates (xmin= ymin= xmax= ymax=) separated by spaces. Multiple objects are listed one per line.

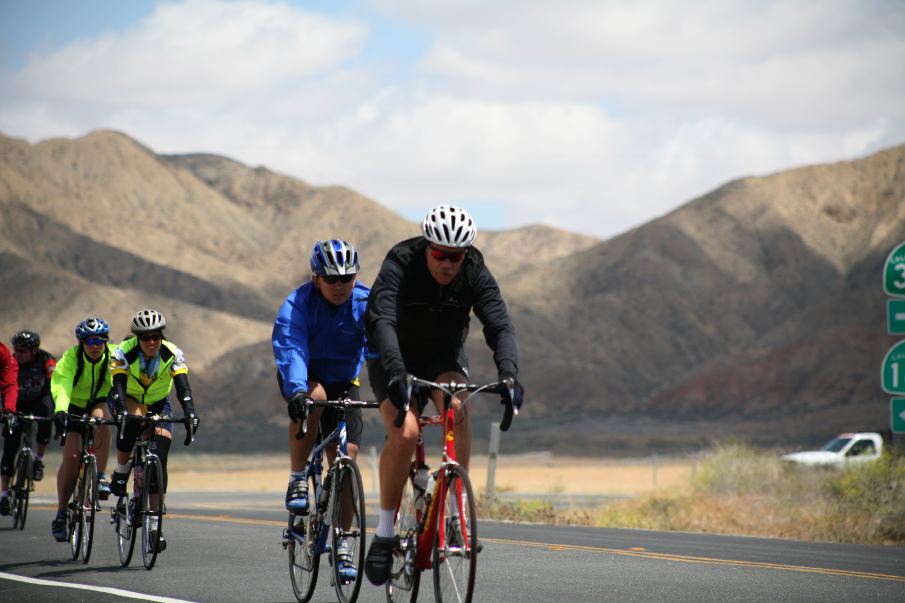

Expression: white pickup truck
xmin=781 ymin=432 xmax=884 ymax=467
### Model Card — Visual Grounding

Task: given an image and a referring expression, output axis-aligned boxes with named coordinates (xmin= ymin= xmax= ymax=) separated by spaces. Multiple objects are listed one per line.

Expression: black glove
xmin=387 ymin=374 xmax=412 ymax=411
xmin=109 ymin=377 xmax=127 ymax=416
xmin=53 ymin=410 xmax=69 ymax=438
xmin=288 ymin=391 xmax=311 ymax=423
xmin=500 ymin=373 xmax=524 ymax=411
xmin=1 ymin=411 xmax=15 ymax=434
xmin=181 ymin=398 xmax=200 ymax=434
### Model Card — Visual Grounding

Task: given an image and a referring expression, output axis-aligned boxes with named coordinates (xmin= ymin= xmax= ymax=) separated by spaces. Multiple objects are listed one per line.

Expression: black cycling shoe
xmin=0 ymin=495 xmax=10 ymax=516
xmin=110 ymin=471 xmax=129 ymax=497
xmin=51 ymin=513 xmax=68 ymax=542
xmin=150 ymin=531 xmax=167 ymax=553
xmin=364 ymin=535 xmax=397 ymax=586
xmin=33 ymin=458 xmax=45 ymax=481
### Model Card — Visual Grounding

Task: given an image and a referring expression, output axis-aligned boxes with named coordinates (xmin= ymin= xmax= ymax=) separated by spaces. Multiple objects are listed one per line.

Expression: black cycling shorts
xmin=65 ymin=399 xmax=109 ymax=437
xmin=367 ymin=348 xmax=469 ymax=412
xmin=276 ymin=371 xmax=363 ymax=447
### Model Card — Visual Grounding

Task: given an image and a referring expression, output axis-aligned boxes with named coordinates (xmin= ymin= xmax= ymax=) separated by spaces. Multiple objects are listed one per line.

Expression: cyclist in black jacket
xmin=363 ymin=204 xmax=524 ymax=585
xmin=1 ymin=331 xmax=56 ymax=515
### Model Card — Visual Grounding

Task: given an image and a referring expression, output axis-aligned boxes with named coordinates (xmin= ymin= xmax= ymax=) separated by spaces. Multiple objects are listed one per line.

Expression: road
xmin=1 ymin=491 xmax=903 ymax=602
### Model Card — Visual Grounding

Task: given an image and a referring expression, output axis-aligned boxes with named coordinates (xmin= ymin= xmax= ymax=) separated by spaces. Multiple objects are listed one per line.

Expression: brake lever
xmin=295 ymin=403 xmax=310 ymax=440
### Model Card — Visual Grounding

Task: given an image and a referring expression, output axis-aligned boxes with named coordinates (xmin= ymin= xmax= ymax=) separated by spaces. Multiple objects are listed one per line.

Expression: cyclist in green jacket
xmin=108 ymin=308 xmax=200 ymax=553
xmin=49 ymin=317 xmax=116 ymax=542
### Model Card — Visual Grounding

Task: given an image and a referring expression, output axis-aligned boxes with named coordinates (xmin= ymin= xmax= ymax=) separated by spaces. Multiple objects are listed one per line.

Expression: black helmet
xmin=12 ymin=330 xmax=41 ymax=349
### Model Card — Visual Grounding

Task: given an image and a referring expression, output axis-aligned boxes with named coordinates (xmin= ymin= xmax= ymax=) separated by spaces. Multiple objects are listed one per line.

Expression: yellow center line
xmin=486 ymin=537 xmax=905 ymax=583
xmin=38 ymin=505 xmax=902 ymax=584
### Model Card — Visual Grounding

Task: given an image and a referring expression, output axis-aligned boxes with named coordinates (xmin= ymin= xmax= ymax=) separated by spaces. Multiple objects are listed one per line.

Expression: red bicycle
xmin=386 ymin=376 xmax=516 ymax=603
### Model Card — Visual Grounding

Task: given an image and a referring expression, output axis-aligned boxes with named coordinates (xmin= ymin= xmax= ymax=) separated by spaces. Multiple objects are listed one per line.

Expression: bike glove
xmin=500 ymin=373 xmax=525 ymax=411
xmin=181 ymin=398 xmax=200 ymax=434
xmin=1 ymin=411 xmax=15 ymax=433
xmin=53 ymin=410 xmax=68 ymax=438
xmin=387 ymin=374 xmax=412 ymax=411
xmin=288 ymin=390 xmax=311 ymax=423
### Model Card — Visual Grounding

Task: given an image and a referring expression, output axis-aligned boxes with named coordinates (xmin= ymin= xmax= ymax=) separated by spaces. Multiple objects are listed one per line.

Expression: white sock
xmin=115 ymin=462 xmax=131 ymax=474
xmin=289 ymin=470 xmax=305 ymax=482
xmin=376 ymin=508 xmax=396 ymax=538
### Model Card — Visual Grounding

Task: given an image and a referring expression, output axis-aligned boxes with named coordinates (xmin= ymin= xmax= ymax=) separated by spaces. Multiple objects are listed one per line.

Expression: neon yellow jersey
xmin=110 ymin=336 xmax=189 ymax=405
xmin=50 ymin=343 xmax=117 ymax=412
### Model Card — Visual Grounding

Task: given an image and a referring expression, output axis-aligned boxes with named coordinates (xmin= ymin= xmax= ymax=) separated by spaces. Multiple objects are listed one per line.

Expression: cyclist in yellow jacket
xmin=49 ymin=317 xmax=116 ymax=542
xmin=108 ymin=308 xmax=200 ymax=553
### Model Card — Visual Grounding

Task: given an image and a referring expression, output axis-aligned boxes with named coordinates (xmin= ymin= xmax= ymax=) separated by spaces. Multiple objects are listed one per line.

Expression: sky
xmin=1 ymin=0 xmax=903 ymax=240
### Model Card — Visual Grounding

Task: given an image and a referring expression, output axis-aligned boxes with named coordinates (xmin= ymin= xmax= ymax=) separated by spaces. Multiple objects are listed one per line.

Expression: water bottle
xmin=319 ymin=473 xmax=332 ymax=514
xmin=424 ymin=472 xmax=435 ymax=503
xmin=133 ymin=466 xmax=143 ymax=497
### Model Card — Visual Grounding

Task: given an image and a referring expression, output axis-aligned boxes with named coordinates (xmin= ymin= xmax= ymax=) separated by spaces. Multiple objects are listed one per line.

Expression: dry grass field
xmin=31 ymin=450 xmax=696 ymax=498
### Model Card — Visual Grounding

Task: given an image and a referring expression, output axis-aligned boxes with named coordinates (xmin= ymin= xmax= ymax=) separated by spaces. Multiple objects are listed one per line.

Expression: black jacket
xmin=366 ymin=237 xmax=518 ymax=381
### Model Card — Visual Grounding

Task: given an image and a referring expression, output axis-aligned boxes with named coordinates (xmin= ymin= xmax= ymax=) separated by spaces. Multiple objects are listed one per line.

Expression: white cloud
xmin=1 ymin=0 xmax=904 ymax=239
xmin=10 ymin=0 xmax=365 ymax=105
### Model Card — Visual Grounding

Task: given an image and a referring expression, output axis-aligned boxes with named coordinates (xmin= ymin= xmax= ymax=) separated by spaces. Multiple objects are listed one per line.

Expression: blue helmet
xmin=309 ymin=239 xmax=360 ymax=276
xmin=75 ymin=317 xmax=110 ymax=340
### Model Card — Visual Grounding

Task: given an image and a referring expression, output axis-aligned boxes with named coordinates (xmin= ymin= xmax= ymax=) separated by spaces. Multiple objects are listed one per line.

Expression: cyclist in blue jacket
xmin=272 ymin=239 xmax=370 ymax=580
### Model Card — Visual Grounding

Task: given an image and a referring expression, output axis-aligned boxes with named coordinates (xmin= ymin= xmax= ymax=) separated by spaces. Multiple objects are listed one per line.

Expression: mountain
xmin=2 ymin=129 xmax=902 ymax=454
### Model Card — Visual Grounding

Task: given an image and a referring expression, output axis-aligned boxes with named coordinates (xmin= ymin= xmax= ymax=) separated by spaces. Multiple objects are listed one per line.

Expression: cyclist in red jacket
xmin=0 ymin=341 xmax=19 ymax=515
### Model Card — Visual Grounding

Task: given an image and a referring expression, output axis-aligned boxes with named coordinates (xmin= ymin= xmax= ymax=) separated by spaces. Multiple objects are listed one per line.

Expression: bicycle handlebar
xmin=116 ymin=413 xmax=198 ymax=446
xmin=59 ymin=414 xmax=117 ymax=446
xmin=294 ymin=397 xmax=381 ymax=440
xmin=392 ymin=376 xmax=517 ymax=432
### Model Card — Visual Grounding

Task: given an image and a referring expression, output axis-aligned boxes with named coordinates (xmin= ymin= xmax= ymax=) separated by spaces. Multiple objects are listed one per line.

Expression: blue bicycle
xmin=283 ymin=396 xmax=380 ymax=603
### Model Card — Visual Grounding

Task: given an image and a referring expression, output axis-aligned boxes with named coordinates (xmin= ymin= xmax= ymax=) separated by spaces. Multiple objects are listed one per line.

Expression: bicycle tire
xmin=387 ymin=471 xmax=420 ymax=603
xmin=80 ymin=457 xmax=98 ymax=564
xmin=115 ymin=489 xmax=137 ymax=567
xmin=141 ymin=458 xmax=163 ymax=570
xmin=432 ymin=464 xmax=477 ymax=603
xmin=12 ymin=451 xmax=31 ymax=530
xmin=68 ymin=464 xmax=84 ymax=560
xmin=331 ymin=460 xmax=366 ymax=603
xmin=289 ymin=471 xmax=321 ymax=602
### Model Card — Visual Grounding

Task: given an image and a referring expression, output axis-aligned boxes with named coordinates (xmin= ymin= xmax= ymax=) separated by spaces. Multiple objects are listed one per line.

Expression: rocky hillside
xmin=2 ymin=130 xmax=902 ymax=454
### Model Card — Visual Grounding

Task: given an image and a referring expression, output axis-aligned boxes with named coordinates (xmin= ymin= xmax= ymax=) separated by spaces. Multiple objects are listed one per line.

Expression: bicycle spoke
xmin=331 ymin=461 xmax=365 ymax=603
xmin=387 ymin=472 xmax=421 ymax=603
xmin=80 ymin=458 xmax=97 ymax=563
xmin=141 ymin=459 xmax=163 ymax=570
xmin=288 ymin=471 xmax=320 ymax=601
xmin=432 ymin=465 xmax=477 ymax=603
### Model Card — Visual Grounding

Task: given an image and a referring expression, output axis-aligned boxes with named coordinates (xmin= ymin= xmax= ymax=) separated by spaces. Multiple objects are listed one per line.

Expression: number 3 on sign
xmin=895 ymin=263 xmax=905 ymax=290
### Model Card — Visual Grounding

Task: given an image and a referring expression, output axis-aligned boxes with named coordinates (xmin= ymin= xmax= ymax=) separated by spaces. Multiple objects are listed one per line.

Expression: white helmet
xmin=131 ymin=308 xmax=166 ymax=334
xmin=421 ymin=205 xmax=477 ymax=248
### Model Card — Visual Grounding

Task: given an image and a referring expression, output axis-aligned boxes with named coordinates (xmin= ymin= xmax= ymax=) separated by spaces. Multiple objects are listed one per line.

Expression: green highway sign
xmin=890 ymin=300 xmax=905 ymax=335
xmin=892 ymin=399 xmax=905 ymax=434
xmin=882 ymin=340 xmax=905 ymax=394
xmin=884 ymin=241 xmax=905 ymax=297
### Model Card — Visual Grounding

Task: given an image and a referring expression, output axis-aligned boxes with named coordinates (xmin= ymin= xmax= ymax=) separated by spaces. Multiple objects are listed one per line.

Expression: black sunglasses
xmin=321 ymin=274 xmax=355 ymax=284
xmin=138 ymin=333 xmax=163 ymax=342
xmin=429 ymin=247 xmax=465 ymax=263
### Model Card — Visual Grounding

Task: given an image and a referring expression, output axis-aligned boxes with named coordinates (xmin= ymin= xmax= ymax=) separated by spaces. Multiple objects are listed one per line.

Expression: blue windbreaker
xmin=272 ymin=281 xmax=370 ymax=398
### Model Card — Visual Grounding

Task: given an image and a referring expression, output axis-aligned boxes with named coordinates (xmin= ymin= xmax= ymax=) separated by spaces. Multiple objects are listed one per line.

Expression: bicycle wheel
xmin=141 ymin=459 xmax=163 ymax=570
xmin=115 ymin=490 xmax=137 ymax=567
xmin=12 ymin=451 xmax=31 ymax=530
xmin=387 ymin=471 xmax=420 ymax=603
xmin=432 ymin=464 xmax=477 ymax=603
xmin=68 ymin=463 xmax=86 ymax=560
xmin=331 ymin=460 xmax=366 ymax=603
xmin=289 ymin=473 xmax=320 ymax=602
xmin=79 ymin=457 xmax=98 ymax=564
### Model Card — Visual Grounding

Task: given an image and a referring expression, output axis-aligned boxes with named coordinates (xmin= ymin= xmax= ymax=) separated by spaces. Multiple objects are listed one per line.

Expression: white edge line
xmin=0 ymin=571 xmax=198 ymax=603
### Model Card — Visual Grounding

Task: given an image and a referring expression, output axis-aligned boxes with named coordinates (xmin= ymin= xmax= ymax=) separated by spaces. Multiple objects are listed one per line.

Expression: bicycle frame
xmin=397 ymin=378 xmax=511 ymax=570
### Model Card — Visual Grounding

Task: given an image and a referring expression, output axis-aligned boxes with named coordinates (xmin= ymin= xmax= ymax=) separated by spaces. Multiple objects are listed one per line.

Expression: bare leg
xmin=57 ymin=434 xmax=82 ymax=512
